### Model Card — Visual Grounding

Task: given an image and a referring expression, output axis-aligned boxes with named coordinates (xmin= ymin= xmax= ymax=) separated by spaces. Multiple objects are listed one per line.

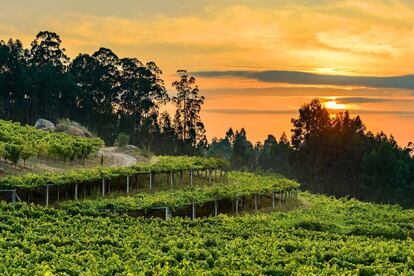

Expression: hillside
xmin=0 ymin=120 xmax=150 ymax=176
xmin=1 ymin=192 xmax=413 ymax=274
xmin=0 ymin=121 xmax=412 ymax=274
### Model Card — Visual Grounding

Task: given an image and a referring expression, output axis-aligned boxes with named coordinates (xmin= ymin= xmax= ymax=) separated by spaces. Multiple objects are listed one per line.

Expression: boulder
xmin=34 ymin=119 xmax=55 ymax=131
xmin=55 ymin=119 xmax=93 ymax=137
xmin=125 ymin=145 xmax=138 ymax=151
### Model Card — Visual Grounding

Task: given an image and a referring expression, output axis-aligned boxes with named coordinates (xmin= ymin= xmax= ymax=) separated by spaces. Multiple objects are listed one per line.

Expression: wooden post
xmin=11 ymin=189 xmax=16 ymax=203
xmin=208 ymin=169 xmax=212 ymax=184
xmin=102 ymin=179 xmax=105 ymax=196
xmin=149 ymin=172 xmax=153 ymax=190
xmin=170 ymin=172 xmax=173 ymax=188
xmin=214 ymin=199 xmax=218 ymax=216
xmin=254 ymin=194 xmax=258 ymax=211
xmin=75 ymin=183 xmax=78 ymax=200
xmin=165 ymin=207 xmax=171 ymax=219
xmin=235 ymin=199 xmax=239 ymax=215
xmin=190 ymin=169 xmax=193 ymax=186
xmin=192 ymin=203 xmax=196 ymax=219
xmin=45 ymin=185 xmax=49 ymax=207
xmin=126 ymin=176 xmax=130 ymax=195
xmin=272 ymin=191 xmax=275 ymax=208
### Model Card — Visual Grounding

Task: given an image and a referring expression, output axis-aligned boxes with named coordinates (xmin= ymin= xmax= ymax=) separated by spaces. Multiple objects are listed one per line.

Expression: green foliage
xmin=114 ymin=133 xmax=129 ymax=148
xmin=0 ymin=142 xmax=5 ymax=159
xmin=0 ymin=156 xmax=230 ymax=189
xmin=0 ymin=193 xmax=414 ymax=274
xmin=60 ymin=171 xmax=299 ymax=214
xmin=20 ymin=144 xmax=37 ymax=166
xmin=4 ymin=143 xmax=22 ymax=165
xmin=0 ymin=120 xmax=103 ymax=164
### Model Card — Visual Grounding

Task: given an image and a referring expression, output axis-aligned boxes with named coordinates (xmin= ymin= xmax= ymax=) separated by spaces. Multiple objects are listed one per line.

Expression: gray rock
xmin=125 ymin=145 xmax=138 ymax=151
xmin=55 ymin=119 xmax=93 ymax=137
xmin=34 ymin=119 xmax=55 ymax=131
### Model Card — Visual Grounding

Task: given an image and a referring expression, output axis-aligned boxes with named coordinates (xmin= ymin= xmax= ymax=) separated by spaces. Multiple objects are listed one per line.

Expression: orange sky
xmin=1 ymin=0 xmax=414 ymax=145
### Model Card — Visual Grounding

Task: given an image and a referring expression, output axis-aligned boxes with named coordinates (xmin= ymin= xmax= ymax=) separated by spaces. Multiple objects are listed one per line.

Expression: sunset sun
xmin=324 ymin=100 xmax=346 ymax=110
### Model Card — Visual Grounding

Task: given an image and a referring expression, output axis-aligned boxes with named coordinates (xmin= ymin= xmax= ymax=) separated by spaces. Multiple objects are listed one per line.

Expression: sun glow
xmin=324 ymin=100 xmax=346 ymax=110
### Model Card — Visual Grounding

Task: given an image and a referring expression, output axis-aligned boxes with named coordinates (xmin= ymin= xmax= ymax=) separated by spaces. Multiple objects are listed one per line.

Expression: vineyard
xmin=60 ymin=171 xmax=299 ymax=217
xmin=0 ymin=120 xmax=103 ymax=165
xmin=0 ymin=154 xmax=413 ymax=274
xmin=1 ymin=193 xmax=414 ymax=274
xmin=0 ymin=156 xmax=229 ymax=190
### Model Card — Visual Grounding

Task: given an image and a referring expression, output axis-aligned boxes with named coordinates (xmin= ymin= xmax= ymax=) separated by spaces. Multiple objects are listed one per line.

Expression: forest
xmin=1 ymin=31 xmax=414 ymax=208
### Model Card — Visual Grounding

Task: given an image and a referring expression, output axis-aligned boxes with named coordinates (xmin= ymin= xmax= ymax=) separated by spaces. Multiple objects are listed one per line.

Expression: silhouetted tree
xmin=172 ymin=70 xmax=206 ymax=154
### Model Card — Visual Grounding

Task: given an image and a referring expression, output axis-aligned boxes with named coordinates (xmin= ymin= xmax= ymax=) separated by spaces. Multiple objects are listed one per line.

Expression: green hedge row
xmin=0 ymin=156 xmax=230 ymax=189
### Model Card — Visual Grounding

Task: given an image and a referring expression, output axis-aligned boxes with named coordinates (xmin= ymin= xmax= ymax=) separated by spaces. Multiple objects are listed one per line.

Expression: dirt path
xmin=98 ymin=147 xmax=137 ymax=167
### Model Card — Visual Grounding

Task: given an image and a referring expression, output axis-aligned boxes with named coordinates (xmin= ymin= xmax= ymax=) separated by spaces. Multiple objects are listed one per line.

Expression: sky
xmin=1 ymin=0 xmax=414 ymax=145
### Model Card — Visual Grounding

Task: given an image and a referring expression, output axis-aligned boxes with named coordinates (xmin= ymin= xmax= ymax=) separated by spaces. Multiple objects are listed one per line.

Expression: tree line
xmin=208 ymin=99 xmax=414 ymax=208
xmin=0 ymin=31 xmax=206 ymax=155
xmin=1 ymin=31 xmax=413 ymax=207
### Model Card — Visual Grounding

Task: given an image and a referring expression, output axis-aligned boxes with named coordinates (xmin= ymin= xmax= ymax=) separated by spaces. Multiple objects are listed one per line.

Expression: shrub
xmin=5 ymin=144 xmax=23 ymax=166
xmin=114 ymin=133 xmax=129 ymax=148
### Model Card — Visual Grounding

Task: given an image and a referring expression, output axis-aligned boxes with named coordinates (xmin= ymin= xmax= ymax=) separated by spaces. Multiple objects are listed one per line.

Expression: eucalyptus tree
xmin=172 ymin=70 xmax=206 ymax=153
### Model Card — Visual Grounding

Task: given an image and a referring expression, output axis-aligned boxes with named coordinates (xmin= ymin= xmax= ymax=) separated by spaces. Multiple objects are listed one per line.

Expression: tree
xmin=118 ymin=58 xmax=169 ymax=145
xmin=231 ymin=128 xmax=255 ymax=169
xmin=29 ymin=31 xmax=72 ymax=122
xmin=172 ymin=70 xmax=206 ymax=153
xmin=69 ymin=48 xmax=120 ymax=142
xmin=291 ymin=99 xmax=331 ymax=192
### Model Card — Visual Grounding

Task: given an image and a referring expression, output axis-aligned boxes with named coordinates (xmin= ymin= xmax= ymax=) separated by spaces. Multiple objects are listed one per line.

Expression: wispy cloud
xmin=195 ymin=70 xmax=414 ymax=90
xmin=204 ymin=107 xmax=414 ymax=117
xmin=204 ymin=109 xmax=296 ymax=115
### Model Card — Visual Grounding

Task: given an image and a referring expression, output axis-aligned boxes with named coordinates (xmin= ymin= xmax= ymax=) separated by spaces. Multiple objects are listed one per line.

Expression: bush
xmin=21 ymin=144 xmax=38 ymax=166
xmin=5 ymin=144 xmax=22 ymax=166
xmin=114 ymin=133 xmax=129 ymax=148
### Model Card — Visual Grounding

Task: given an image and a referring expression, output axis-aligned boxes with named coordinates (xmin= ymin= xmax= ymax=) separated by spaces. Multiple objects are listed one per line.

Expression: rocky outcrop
xmin=55 ymin=119 xmax=93 ymax=137
xmin=34 ymin=119 xmax=55 ymax=131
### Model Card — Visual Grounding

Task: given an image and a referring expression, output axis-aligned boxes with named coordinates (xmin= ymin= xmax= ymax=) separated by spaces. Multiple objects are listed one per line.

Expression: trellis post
xmin=190 ymin=169 xmax=193 ymax=186
xmin=208 ymin=169 xmax=212 ymax=184
xmin=57 ymin=185 xmax=60 ymax=202
xmin=74 ymin=183 xmax=78 ymax=200
xmin=214 ymin=199 xmax=218 ymax=216
xmin=165 ymin=207 xmax=171 ymax=219
xmin=11 ymin=189 xmax=16 ymax=203
xmin=126 ymin=176 xmax=130 ymax=195
xmin=254 ymin=194 xmax=258 ymax=210
xmin=235 ymin=198 xmax=239 ymax=215
xmin=45 ymin=185 xmax=49 ymax=207
xmin=192 ymin=203 xmax=196 ymax=219
xmin=170 ymin=172 xmax=173 ymax=188
xmin=149 ymin=172 xmax=153 ymax=190
xmin=102 ymin=179 xmax=105 ymax=196
xmin=272 ymin=191 xmax=275 ymax=208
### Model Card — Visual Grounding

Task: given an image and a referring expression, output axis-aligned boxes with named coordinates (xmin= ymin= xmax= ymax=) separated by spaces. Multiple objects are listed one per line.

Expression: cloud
xmin=203 ymin=107 xmax=414 ymax=117
xmin=195 ymin=70 xmax=414 ymax=90
xmin=204 ymin=109 xmax=296 ymax=115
